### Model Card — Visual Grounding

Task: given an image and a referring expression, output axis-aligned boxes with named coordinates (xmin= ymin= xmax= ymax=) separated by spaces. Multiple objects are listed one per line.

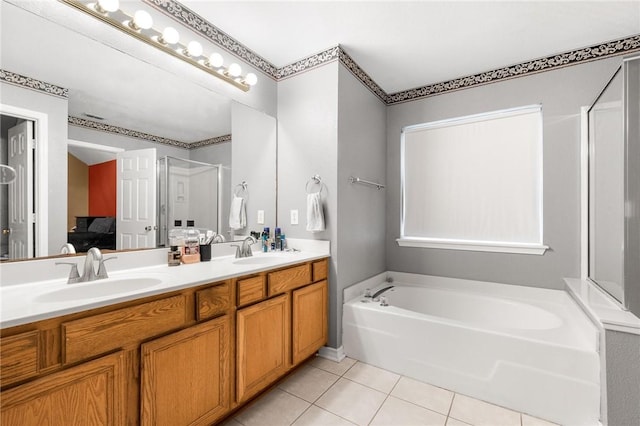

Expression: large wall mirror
xmin=0 ymin=0 xmax=277 ymax=261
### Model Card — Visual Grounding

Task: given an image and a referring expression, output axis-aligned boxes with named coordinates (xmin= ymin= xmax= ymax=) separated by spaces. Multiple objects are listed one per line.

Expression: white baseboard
xmin=318 ymin=345 xmax=345 ymax=362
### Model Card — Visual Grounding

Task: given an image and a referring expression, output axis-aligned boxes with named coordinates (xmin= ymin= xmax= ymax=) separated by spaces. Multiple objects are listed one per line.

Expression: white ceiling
xmin=182 ymin=0 xmax=640 ymax=94
xmin=2 ymin=1 xmax=638 ymax=144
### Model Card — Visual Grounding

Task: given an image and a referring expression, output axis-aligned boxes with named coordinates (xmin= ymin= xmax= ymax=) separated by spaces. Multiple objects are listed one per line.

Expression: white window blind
xmin=399 ymin=105 xmax=548 ymax=254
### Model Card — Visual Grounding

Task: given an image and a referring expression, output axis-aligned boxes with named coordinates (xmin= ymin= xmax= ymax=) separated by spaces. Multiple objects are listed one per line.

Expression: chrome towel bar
xmin=349 ymin=176 xmax=385 ymax=190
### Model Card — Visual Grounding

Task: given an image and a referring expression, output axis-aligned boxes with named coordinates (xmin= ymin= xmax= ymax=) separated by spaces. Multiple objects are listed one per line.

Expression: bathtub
xmin=342 ymin=272 xmax=600 ymax=426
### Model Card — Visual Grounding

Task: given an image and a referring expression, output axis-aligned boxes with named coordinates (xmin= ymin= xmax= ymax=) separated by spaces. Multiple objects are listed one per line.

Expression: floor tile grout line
xmin=367 ymin=393 xmax=392 ymax=426
xmin=386 ymin=392 xmax=454 ymax=420
xmin=287 ymin=401 xmax=313 ymax=426
xmin=310 ymin=402 xmax=359 ymax=425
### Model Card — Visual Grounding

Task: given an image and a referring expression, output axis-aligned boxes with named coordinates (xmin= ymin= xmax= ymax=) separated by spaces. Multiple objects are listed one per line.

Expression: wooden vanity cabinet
xmin=235 ymin=258 xmax=329 ymax=403
xmin=140 ymin=315 xmax=230 ymax=426
xmin=236 ymin=294 xmax=290 ymax=402
xmin=1 ymin=350 xmax=126 ymax=425
xmin=1 ymin=257 xmax=329 ymax=425
xmin=292 ymin=280 xmax=328 ymax=364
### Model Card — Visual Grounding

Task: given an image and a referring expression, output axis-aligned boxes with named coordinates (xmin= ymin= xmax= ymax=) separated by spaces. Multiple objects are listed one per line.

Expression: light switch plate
xmin=290 ymin=209 xmax=299 ymax=225
xmin=257 ymin=210 xmax=264 ymax=224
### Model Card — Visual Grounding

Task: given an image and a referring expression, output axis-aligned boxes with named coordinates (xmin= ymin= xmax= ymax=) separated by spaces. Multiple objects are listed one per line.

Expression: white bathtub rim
xmin=344 ymin=271 xmax=599 ymax=352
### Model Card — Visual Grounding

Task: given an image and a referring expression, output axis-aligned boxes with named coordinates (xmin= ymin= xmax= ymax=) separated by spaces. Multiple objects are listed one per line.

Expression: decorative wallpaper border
xmin=190 ymin=134 xmax=232 ymax=149
xmin=0 ymin=69 xmax=68 ymax=98
xmin=276 ymin=46 xmax=340 ymax=80
xmin=338 ymin=47 xmax=388 ymax=104
xmin=143 ymin=0 xmax=278 ymax=79
xmin=69 ymin=116 xmax=190 ymax=148
xmin=138 ymin=2 xmax=640 ymax=105
xmin=386 ymin=34 xmax=640 ymax=105
xmin=69 ymin=116 xmax=230 ymax=149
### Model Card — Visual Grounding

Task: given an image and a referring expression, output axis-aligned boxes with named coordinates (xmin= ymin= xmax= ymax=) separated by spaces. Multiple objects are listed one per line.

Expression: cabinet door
xmin=237 ymin=294 xmax=290 ymax=402
xmin=1 ymin=351 xmax=125 ymax=426
xmin=293 ymin=280 xmax=328 ymax=365
xmin=140 ymin=316 xmax=230 ymax=426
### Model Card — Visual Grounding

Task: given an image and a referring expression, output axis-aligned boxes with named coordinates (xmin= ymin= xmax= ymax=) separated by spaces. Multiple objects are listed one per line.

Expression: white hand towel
xmin=306 ymin=192 xmax=325 ymax=233
xmin=229 ymin=195 xmax=246 ymax=230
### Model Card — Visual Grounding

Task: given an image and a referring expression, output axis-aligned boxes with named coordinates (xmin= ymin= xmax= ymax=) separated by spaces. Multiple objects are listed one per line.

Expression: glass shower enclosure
xmin=157 ymin=156 xmax=225 ymax=247
xmin=588 ymin=54 xmax=640 ymax=315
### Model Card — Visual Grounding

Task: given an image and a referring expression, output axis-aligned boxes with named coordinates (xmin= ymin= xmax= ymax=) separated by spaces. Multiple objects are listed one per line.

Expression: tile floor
xmin=221 ymin=357 xmax=560 ymax=426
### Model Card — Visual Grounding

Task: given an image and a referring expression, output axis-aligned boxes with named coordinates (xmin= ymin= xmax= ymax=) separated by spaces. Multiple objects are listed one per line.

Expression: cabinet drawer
xmin=312 ymin=259 xmax=328 ymax=282
xmin=63 ymin=295 xmax=188 ymax=364
xmin=1 ymin=330 xmax=39 ymax=385
xmin=267 ymin=264 xmax=311 ymax=297
xmin=237 ymin=276 xmax=265 ymax=307
xmin=196 ymin=281 xmax=231 ymax=321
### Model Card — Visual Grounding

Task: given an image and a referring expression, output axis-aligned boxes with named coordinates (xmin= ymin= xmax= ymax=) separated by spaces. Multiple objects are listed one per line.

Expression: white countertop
xmin=1 ymin=239 xmax=330 ymax=329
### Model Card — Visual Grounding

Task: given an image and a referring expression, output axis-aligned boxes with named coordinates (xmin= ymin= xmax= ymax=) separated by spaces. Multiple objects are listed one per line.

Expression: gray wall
xmin=386 ymin=57 xmax=621 ymax=290
xmin=1 ymin=82 xmax=69 ymax=255
xmin=336 ymin=65 xmax=387 ymax=346
xmin=277 ymin=62 xmax=340 ymax=345
xmin=605 ymin=330 xmax=640 ymax=426
xmin=277 ymin=62 xmax=387 ymax=348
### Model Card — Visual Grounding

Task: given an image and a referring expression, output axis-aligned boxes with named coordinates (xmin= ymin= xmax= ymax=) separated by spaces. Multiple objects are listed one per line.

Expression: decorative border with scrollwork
xmin=137 ymin=3 xmax=640 ymax=105
xmin=338 ymin=47 xmax=389 ymax=104
xmin=69 ymin=116 xmax=190 ymax=148
xmin=190 ymin=134 xmax=231 ymax=148
xmin=0 ymin=69 xmax=68 ymax=98
xmin=386 ymin=34 xmax=640 ymax=104
xmin=68 ymin=116 xmax=229 ymax=149
xmin=143 ymin=0 xmax=278 ymax=79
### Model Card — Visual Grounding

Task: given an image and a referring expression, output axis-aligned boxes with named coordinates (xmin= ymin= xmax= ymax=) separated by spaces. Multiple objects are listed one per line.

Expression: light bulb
xmin=228 ymin=63 xmax=242 ymax=77
xmin=96 ymin=0 xmax=119 ymax=13
xmin=208 ymin=52 xmax=224 ymax=68
xmin=159 ymin=27 xmax=179 ymax=45
xmin=132 ymin=10 xmax=153 ymax=30
xmin=185 ymin=41 xmax=203 ymax=57
xmin=244 ymin=73 xmax=258 ymax=86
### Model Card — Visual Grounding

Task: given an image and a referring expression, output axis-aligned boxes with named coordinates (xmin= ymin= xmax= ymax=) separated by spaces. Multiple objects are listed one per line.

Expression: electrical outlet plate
xmin=291 ymin=209 xmax=299 ymax=225
xmin=257 ymin=210 xmax=264 ymax=224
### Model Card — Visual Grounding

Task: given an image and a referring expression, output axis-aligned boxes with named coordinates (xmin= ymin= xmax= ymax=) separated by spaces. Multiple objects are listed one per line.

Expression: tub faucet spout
xmin=372 ymin=286 xmax=394 ymax=301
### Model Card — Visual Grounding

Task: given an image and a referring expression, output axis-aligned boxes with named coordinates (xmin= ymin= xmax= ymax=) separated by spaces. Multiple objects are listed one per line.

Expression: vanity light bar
xmin=60 ymin=0 xmax=257 ymax=92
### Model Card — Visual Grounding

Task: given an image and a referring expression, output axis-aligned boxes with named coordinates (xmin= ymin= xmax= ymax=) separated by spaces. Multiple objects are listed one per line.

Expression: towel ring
xmin=234 ymin=181 xmax=248 ymax=197
xmin=305 ymin=175 xmax=323 ymax=194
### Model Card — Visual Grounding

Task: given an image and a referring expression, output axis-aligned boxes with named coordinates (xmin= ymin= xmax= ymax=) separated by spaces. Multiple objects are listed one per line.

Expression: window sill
xmin=396 ymin=238 xmax=549 ymax=255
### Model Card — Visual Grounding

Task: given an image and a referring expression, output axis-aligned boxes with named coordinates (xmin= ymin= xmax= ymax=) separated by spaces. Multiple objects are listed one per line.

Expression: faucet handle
xmin=230 ymin=244 xmax=241 ymax=258
xmin=55 ymin=261 xmax=81 ymax=284
xmin=97 ymin=256 xmax=117 ymax=279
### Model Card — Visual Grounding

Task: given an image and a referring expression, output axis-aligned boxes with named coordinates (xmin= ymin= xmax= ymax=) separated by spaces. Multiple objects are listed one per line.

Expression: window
xmin=398 ymin=105 xmax=547 ymax=255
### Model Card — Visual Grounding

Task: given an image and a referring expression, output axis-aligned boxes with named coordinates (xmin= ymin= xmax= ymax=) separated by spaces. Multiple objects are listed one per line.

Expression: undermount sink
xmin=34 ymin=277 xmax=164 ymax=303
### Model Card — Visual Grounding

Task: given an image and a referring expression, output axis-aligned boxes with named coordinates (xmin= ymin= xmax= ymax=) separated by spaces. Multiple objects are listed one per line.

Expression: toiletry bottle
xmin=182 ymin=220 xmax=200 ymax=263
xmin=262 ymin=227 xmax=270 ymax=252
xmin=274 ymin=227 xmax=282 ymax=251
xmin=280 ymin=234 xmax=286 ymax=251
xmin=168 ymin=245 xmax=181 ymax=266
xmin=168 ymin=220 xmax=185 ymax=252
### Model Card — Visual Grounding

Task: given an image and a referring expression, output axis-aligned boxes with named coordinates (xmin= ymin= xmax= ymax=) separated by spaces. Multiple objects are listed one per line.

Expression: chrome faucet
xmin=82 ymin=247 xmax=103 ymax=281
xmin=56 ymin=247 xmax=117 ymax=284
xmin=231 ymin=236 xmax=257 ymax=258
xmin=212 ymin=233 xmax=226 ymax=243
xmin=59 ymin=243 xmax=76 ymax=254
xmin=371 ymin=286 xmax=395 ymax=301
